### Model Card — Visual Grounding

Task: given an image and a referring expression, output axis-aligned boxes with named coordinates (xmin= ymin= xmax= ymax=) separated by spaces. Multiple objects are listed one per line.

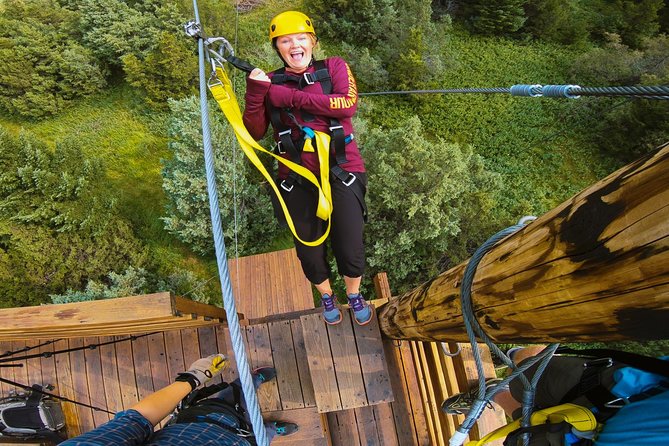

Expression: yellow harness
xmin=207 ymin=67 xmax=333 ymax=246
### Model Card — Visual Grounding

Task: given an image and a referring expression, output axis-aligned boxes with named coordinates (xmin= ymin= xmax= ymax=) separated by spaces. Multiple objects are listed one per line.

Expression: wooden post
xmin=378 ymin=143 xmax=669 ymax=343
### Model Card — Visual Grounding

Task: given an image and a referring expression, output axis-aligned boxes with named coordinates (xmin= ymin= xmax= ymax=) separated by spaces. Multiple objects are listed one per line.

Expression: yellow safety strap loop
xmin=208 ymin=67 xmax=332 ymax=247
xmin=464 ymin=403 xmax=598 ymax=446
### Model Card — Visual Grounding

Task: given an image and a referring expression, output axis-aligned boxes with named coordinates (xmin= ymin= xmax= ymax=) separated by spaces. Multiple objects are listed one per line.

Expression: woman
xmin=243 ymin=10 xmax=371 ymax=326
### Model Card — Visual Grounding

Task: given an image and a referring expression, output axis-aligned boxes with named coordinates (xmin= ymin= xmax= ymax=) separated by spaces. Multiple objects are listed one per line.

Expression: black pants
xmin=280 ymin=172 xmax=367 ymax=284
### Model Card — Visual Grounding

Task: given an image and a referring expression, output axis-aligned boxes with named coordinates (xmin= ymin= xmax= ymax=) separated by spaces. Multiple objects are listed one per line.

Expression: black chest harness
xmin=269 ymin=59 xmax=356 ymax=191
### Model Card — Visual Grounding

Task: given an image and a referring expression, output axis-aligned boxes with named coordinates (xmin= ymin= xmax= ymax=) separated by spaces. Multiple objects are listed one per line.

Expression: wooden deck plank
xmin=414 ymin=341 xmax=443 ymax=445
xmin=197 ymin=326 xmax=218 ymax=358
xmin=25 ymin=340 xmax=43 ymax=388
xmin=147 ymin=333 xmax=170 ymax=392
xmin=373 ymin=403 xmax=400 ymax=446
xmin=164 ymin=329 xmax=186 ymax=382
xmin=433 ymin=342 xmax=461 ymax=436
xmin=328 ymin=312 xmax=366 ymax=410
xmin=290 ymin=318 xmax=316 ymax=407
xmin=301 ymin=313 xmax=342 ymax=413
xmin=0 ymin=341 xmax=9 ymax=395
xmin=268 ymin=251 xmax=284 ymax=315
xmin=355 ymin=406 xmax=380 ymax=445
xmin=250 ymin=324 xmax=281 ymax=411
xmin=409 ymin=341 xmax=441 ymax=446
xmin=180 ymin=328 xmax=201 ymax=374
xmin=382 ymin=339 xmax=419 ymax=446
xmin=262 ymin=406 xmax=326 ymax=443
xmin=99 ymin=336 xmax=124 ymax=414
xmin=400 ymin=340 xmax=431 ymax=445
xmin=39 ymin=341 xmax=58 ymax=390
xmin=53 ymin=339 xmax=81 ymax=438
xmin=329 ymin=409 xmax=361 ymax=446
xmin=268 ymin=320 xmax=304 ymax=409
xmin=68 ymin=338 xmax=95 ymax=433
xmin=0 ymin=318 xmax=225 ymax=340
xmin=114 ymin=335 xmax=139 ymax=410
xmin=131 ymin=334 xmax=154 ymax=401
xmin=84 ymin=337 xmax=110 ymax=426
xmin=11 ymin=341 xmax=28 ymax=390
xmin=221 ymin=327 xmax=240 ymax=382
xmin=197 ymin=325 xmax=223 ymax=390
xmin=215 ymin=325 xmax=237 ymax=384
xmin=351 ymin=306 xmax=393 ymax=405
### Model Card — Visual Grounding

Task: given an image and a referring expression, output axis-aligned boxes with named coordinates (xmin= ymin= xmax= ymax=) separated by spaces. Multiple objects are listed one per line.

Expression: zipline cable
xmin=359 ymin=84 xmax=669 ymax=99
xmin=0 ymin=335 xmax=155 ymax=414
xmin=0 ymin=333 xmax=157 ymax=364
xmin=0 ymin=338 xmax=62 ymax=359
xmin=190 ymin=1 xmax=268 ymax=445
xmin=0 ymin=376 xmax=114 ymax=415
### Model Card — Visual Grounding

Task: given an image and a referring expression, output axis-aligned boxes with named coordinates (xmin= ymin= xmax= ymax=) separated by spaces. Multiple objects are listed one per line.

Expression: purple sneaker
xmin=348 ymin=293 xmax=372 ymax=325
xmin=321 ymin=293 xmax=342 ymax=325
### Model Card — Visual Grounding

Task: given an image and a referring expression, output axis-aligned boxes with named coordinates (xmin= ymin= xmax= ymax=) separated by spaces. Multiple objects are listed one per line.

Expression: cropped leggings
xmin=279 ymin=172 xmax=367 ymax=284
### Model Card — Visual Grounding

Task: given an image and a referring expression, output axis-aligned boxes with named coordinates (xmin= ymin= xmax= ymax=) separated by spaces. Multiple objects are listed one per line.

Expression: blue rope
xmin=450 ymin=217 xmax=559 ymax=446
xmin=192 ymin=2 xmax=268 ymax=445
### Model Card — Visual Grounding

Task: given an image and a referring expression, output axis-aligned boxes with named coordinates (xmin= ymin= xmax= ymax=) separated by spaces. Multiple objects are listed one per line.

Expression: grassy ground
xmin=0 ymin=84 xmax=217 ymax=285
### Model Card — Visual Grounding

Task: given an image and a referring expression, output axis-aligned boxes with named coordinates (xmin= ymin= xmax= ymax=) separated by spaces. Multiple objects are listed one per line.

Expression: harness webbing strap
xmin=269 ymin=60 xmax=349 ymax=172
xmin=208 ymin=67 xmax=332 ymax=247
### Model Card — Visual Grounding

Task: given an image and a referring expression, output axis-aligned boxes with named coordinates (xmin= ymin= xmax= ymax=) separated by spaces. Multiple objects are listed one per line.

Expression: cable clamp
xmin=183 ymin=21 xmax=203 ymax=40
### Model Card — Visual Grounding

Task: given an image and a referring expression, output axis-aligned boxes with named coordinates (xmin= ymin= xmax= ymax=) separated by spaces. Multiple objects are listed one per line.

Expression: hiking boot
xmin=252 ymin=367 xmax=277 ymax=388
xmin=321 ymin=293 xmax=342 ymax=325
xmin=269 ymin=420 xmax=299 ymax=436
xmin=441 ymin=378 xmax=507 ymax=415
xmin=348 ymin=293 xmax=372 ymax=325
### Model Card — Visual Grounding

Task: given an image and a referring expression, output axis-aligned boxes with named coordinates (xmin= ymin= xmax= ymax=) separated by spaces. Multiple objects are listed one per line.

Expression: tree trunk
xmin=377 ymin=143 xmax=669 ymax=343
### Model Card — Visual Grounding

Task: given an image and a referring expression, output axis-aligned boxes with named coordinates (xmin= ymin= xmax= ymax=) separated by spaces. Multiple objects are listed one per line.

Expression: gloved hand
xmin=177 ymin=354 xmax=228 ymax=389
xmin=268 ymin=84 xmax=295 ymax=108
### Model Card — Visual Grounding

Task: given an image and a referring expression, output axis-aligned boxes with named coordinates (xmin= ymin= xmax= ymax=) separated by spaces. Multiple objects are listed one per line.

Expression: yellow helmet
xmin=269 ymin=11 xmax=316 ymax=41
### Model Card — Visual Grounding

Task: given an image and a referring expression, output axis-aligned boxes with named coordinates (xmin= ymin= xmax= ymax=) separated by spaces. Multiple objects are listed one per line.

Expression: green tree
xmin=79 ymin=0 xmax=158 ymax=65
xmin=122 ymin=31 xmax=198 ymax=109
xmin=386 ymin=0 xmax=443 ymax=90
xmin=303 ymin=0 xmax=398 ymax=47
xmin=162 ymin=96 xmax=280 ymax=256
xmin=0 ymin=130 xmax=117 ymax=234
xmin=359 ymin=116 xmax=501 ymax=291
xmin=461 ymin=0 xmax=527 ymax=35
xmin=0 ymin=220 xmax=147 ymax=307
xmin=0 ymin=0 xmax=106 ymax=118
xmin=50 ymin=266 xmax=210 ymax=304
xmin=570 ymin=34 xmax=669 ymax=162
xmin=522 ymin=0 xmax=589 ymax=45
xmin=588 ymin=0 xmax=664 ymax=48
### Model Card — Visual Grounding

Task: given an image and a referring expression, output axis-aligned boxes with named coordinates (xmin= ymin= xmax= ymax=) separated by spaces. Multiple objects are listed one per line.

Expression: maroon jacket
xmin=243 ymin=57 xmax=365 ymax=179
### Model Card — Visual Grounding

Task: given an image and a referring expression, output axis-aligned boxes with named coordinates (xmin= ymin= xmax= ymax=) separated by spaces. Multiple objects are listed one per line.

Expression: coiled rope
xmin=191 ymin=1 xmax=268 ymax=444
xmin=449 ymin=217 xmax=559 ymax=446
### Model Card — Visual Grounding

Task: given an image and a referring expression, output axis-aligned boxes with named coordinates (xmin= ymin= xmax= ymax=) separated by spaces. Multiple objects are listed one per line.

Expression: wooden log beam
xmin=378 ymin=143 xmax=669 ymax=343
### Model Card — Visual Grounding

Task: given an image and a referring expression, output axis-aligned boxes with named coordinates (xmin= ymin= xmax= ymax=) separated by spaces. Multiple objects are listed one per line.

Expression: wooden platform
xmin=228 ymin=248 xmax=314 ymax=319
xmin=0 ymin=252 xmax=506 ymax=445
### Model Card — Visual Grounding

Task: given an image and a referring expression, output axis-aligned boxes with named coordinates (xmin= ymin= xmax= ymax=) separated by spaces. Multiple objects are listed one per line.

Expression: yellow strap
xmin=208 ymin=67 xmax=332 ymax=247
xmin=464 ymin=403 xmax=598 ymax=446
